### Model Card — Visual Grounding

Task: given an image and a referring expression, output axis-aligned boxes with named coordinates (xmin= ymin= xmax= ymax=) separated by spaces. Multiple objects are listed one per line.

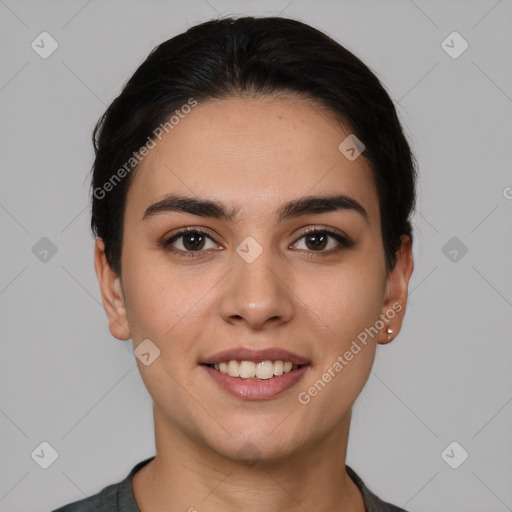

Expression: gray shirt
xmin=52 ymin=456 xmax=409 ymax=512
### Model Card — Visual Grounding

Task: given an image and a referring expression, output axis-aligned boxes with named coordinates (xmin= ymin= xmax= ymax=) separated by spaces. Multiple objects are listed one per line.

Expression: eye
xmin=160 ymin=226 xmax=353 ymax=258
xmin=290 ymin=227 xmax=353 ymax=255
xmin=161 ymin=228 xmax=221 ymax=257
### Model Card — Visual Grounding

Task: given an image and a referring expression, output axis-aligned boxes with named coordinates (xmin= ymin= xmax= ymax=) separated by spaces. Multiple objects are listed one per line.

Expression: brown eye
xmin=179 ymin=231 xmax=206 ymax=251
xmin=291 ymin=228 xmax=353 ymax=254
xmin=303 ymin=231 xmax=328 ymax=251
xmin=162 ymin=228 xmax=220 ymax=256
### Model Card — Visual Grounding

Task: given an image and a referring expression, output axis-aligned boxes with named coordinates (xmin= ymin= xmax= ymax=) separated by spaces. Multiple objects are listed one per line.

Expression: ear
xmin=94 ymin=238 xmax=131 ymax=341
xmin=377 ymin=234 xmax=414 ymax=345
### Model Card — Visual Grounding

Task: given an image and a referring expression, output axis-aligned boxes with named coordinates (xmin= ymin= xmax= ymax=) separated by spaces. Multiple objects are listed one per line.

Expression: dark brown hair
xmin=90 ymin=16 xmax=417 ymax=276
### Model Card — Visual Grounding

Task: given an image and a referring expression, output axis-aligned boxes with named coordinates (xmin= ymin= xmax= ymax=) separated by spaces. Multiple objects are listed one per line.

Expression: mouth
xmin=199 ymin=347 xmax=311 ymax=399
xmin=201 ymin=360 xmax=308 ymax=380
xmin=199 ymin=350 xmax=311 ymax=399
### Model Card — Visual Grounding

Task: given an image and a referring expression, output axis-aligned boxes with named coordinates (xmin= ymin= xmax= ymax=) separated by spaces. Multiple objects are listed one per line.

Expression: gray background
xmin=1 ymin=0 xmax=511 ymax=511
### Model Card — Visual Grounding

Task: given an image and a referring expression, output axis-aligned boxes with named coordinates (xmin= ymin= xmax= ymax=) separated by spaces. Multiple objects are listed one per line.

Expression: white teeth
xmin=213 ymin=360 xmax=300 ymax=379
xmin=239 ymin=361 xmax=256 ymax=378
xmin=256 ymin=360 xmax=274 ymax=379
xmin=228 ymin=360 xmax=239 ymax=377
xmin=273 ymin=360 xmax=284 ymax=376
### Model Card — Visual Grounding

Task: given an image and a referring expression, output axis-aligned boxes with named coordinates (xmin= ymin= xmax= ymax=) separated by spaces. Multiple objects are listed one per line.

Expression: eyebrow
xmin=142 ymin=193 xmax=369 ymax=225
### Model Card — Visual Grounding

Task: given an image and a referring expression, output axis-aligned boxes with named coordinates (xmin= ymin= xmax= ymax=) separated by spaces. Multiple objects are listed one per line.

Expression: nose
xmin=217 ymin=247 xmax=295 ymax=331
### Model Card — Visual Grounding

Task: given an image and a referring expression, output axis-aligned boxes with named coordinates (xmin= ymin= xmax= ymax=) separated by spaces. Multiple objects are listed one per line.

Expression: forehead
xmin=125 ymin=96 xmax=379 ymax=225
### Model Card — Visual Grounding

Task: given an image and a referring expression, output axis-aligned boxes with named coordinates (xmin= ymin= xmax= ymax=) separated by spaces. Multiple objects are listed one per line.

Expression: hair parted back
xmin=90 ymin=16 xmax=417 ymax=276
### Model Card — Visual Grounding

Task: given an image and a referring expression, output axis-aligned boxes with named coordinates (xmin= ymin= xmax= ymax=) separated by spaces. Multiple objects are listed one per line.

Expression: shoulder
xmin=51 ymin=476 xmax=125 ymax=512
xmin=50 ymin=481 xmax=116 ymax=512
xmin=346 ymin=465 xmax=410 ymax=512
xmin=51 ymin=457 xmax=155 ymax=512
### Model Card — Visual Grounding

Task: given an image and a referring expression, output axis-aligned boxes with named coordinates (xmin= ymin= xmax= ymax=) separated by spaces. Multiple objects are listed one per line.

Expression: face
xmin=95 ymin=95 xmax=413 ymax=463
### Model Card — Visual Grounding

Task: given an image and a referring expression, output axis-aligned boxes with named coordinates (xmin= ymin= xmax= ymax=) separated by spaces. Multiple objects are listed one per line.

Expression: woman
xmin=54 ymin=15 xmax=416 ymax=512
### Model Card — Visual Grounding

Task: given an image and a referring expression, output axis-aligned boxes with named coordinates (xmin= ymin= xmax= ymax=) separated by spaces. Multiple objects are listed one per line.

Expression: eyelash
xmin=160 ymin=226 xmax=353 ymax=259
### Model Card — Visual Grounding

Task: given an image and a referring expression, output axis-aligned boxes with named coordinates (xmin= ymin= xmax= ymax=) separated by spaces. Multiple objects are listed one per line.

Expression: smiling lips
xmin=200 ymin=346 xmax=311 ymax=399
xmin=209 ymin=360 xmax=299 ymax=380
xmin=200 ymin=346 xmax=310 ymax=366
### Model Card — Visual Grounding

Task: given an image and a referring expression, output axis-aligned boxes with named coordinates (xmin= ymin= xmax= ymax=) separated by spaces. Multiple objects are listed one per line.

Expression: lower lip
xmin=201 ymin=364 xmax=310 ymax=400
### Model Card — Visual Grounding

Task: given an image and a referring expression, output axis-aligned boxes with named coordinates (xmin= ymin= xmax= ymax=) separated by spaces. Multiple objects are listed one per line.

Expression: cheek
xmin=121 ymin=253 xmax=213 ymax=390
xmin=121 ymin=259 xmax=202 ymax=420
xmin=297 ymin=273 xmax=381 ymax=420
xmin=122 ymin=254 xmax=191 ymax=343
xmin=302 ymin=262 xmax=385 ymax=345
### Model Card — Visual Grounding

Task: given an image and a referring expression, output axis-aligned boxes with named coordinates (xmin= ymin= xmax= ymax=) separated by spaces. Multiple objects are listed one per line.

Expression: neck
xmin=132 ymin=405 xmax=365 ymax=512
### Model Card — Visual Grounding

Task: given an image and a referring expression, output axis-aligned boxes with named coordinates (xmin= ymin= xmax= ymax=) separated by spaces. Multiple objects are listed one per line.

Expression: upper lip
xmin=200 ymin=347 xmax=310 ymax=365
